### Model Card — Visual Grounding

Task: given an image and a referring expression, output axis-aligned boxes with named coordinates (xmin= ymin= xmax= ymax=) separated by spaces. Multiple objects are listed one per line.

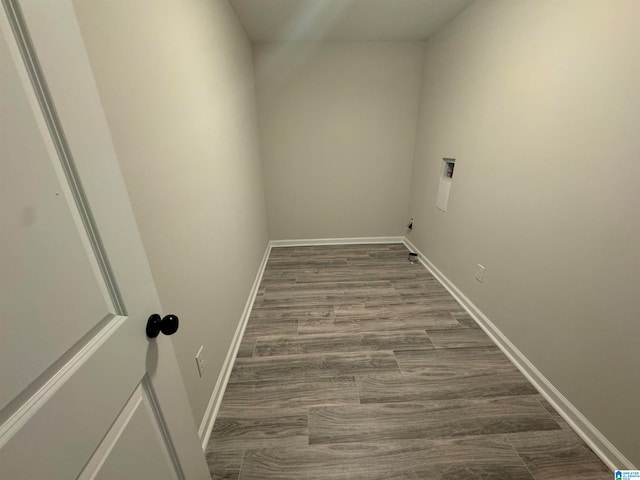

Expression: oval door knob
xmin=146 ymin=314 xmax=179 ymax=338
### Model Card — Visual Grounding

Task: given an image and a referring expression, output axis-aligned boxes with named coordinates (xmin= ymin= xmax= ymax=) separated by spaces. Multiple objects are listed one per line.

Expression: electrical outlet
xmin=195 ymin=345 xmax=207 ymax=377
xmin=475 ymin=264 xmax=485 ymax=282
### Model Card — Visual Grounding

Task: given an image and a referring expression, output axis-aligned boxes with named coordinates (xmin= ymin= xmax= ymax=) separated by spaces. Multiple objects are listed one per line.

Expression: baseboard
xmin=403 ymin=237 xmax=635 ymax=471
xmin=199 ymin=235 xmax=634 ymax=469
xmin=270 ymin=236 xmax=404 ymax=247
xmin=198 ymin=235 xmax=404 ymax=449
xmin=198 ymin=241 xmax=272 ymax=450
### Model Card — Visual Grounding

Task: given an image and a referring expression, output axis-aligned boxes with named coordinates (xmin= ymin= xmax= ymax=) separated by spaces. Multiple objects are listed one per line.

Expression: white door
xmin=0 ymin=1 xmax=210 ymax=479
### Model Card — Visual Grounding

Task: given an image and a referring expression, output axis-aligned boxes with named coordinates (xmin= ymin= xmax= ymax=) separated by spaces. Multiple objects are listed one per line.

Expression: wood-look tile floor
xmin=206 ymin=244 xmax=610 ymax=480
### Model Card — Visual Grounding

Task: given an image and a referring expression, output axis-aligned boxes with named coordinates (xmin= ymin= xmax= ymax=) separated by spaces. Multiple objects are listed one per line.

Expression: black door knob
xmin=146 ymin=314 xmax=179 ymax=338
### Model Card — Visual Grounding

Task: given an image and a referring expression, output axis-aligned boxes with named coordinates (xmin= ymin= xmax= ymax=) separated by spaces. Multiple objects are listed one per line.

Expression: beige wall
xmin=408 ymin=0 xmax=640 ymax=465
xmin=255 ymin=42 xmax=424 ymax=239
xmin=73 ymin=0 xmax=269 ymax=425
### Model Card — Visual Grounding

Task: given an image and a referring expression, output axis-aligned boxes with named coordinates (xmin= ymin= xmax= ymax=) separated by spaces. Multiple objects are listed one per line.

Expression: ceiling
xmin=228 ymin=0 xmax=474 ymax=42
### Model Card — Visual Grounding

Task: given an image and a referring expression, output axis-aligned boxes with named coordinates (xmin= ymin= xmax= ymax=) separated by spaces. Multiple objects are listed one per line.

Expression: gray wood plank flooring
xmin=206 ymin=244 xmax=610 ymax=479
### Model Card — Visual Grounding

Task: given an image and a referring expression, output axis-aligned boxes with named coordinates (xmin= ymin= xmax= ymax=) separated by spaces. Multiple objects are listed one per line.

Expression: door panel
xmin=0 ymin=317 xmax=143 ymax=479
xmin=0 ymin=1 xmax=210 ymax=478
xmin=0 ymin=21 xmax=114 ymax=411
xmin=88 ymin=383 xmax=179 ymax=480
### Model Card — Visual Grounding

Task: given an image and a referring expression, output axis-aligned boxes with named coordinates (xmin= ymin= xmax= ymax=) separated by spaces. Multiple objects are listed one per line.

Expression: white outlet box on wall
xmin=437 ymin=158 xmax=456 ymax=212
xmin=195 ymin=345 xmax=207 ymax=377
xmin=475 ymin=264 xmax=485 ymax=282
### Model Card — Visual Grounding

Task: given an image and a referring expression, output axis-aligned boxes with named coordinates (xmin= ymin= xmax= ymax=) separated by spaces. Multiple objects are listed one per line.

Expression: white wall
xmin=255 ymin=42 xmax=424 ymax=239
xmin=408 ymin=0 xmax=640 ymax=466
xmin=73 ymin=0 xmax=269 ymax=425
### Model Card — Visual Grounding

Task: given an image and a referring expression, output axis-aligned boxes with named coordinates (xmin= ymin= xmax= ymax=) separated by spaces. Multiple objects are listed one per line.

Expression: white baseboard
xmin=198 ymin=235 xmax=403 ymax=449
xmin=198 ymin=241 xmax=272 ymax=450
xmin=198 ymin=235 xmax=404 ymax=449
xmin=270 ymin=236 xmax=404 ymax=248
xmin=199 ymin=234 xmax=633 ymax=469
xmin=402 ymin=237 xmax=635 ymax=471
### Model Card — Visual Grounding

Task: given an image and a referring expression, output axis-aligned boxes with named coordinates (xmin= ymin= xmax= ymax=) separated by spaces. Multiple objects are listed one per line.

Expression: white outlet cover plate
xmin=195 ymin=345 xmax=206 ymax=377
xmin=475 ymin=264 xmax=485 ymax=282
